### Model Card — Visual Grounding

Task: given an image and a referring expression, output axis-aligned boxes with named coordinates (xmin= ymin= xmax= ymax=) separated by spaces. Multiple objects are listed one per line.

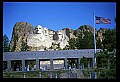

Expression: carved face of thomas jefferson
xmin=43 ymin=27 xmax=48 ymax=37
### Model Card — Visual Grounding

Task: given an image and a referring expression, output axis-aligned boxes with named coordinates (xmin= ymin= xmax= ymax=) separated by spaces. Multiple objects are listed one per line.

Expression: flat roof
xmin=3 ymin=49 xmax=101 ymax=61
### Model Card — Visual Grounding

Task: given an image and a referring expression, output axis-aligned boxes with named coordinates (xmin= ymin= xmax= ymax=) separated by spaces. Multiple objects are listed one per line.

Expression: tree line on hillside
xmin=63 ymin=27 xmax=115 ymax=51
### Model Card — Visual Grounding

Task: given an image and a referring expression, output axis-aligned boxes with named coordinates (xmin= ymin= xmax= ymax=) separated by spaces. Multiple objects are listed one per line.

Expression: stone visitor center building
xmin=3 ymin=49 xmax=101 ymax=71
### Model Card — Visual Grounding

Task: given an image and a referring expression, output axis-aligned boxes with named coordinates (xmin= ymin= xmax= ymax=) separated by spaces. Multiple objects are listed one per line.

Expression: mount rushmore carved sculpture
xmin=27 ymin=25 xmax=70 ymax=51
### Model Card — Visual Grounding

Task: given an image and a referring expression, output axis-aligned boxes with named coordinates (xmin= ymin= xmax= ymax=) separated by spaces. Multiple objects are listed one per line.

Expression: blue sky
xmin=3 ymin=2 xmax=116 ymax=41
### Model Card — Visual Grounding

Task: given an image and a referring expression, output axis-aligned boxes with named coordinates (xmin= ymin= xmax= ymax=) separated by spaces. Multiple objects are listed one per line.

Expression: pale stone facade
xmin=27 ymin=25 xmax=69 ymax=50
xmin=57 ymin=30 xmax=69 ymax=49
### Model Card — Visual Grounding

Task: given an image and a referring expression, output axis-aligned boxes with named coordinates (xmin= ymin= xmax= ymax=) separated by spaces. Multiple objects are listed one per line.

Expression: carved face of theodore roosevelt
xmin=57 ymin=31 xmax=63 ymax=41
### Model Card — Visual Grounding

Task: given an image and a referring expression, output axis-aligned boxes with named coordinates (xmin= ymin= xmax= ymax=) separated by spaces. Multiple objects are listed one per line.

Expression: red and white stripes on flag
xmin=95 ymin=16 xmax=111 ymax=24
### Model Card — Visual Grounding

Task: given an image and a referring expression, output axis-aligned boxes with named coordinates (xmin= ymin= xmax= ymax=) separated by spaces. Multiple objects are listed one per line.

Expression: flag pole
xmin=93 ymin=12 xmax=96 ymax=69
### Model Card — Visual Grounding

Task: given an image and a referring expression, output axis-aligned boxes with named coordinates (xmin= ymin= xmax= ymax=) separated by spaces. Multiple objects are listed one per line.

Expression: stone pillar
xmin=93 ymin=58 xmax=95 ymax=68
xmin=39 ymin=72 xmax=41 ymax=78
xmin=64 ymin=58 xmax=67 ymax=69
xmin=50 ymin=59 xmax=53 ymax=70
xmin=94 ymin=72 xmax=97 ymax=79
xmin=24 ymin=73 xmax=26 ymax=78
xmin=95 ymin=57 xmax=97 ymax=68
xmin=36 ymin=59 xmax=39 ymax=71
xmin=90 ymin=58 xmax=92 ymax=68
xmin=87 ymin=59 xmax=90 ymax=69
xmin=22 ymin=60 xmax=25 ymax=71
xmin=89 ymin=59 xmax=91 ymax=68
xmin=89 ymin=72 xmax=91 ymax=79
xmin=82 ymin=63 xmax=84 ymax=70
xmin=77 ymin=58 xmax=81 ymax=69
xmin=7 ymin=60 xmax=11 ymax=71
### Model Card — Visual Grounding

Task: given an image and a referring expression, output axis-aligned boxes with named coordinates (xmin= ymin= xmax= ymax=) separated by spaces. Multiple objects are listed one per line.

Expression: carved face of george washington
xmin=35 ymin=25 xmax=43 ymax=34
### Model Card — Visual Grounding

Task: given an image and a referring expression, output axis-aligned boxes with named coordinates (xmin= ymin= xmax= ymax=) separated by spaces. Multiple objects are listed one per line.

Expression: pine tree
xmin=96 ymin=38 xmax=102 ymax=49
xmin=21 ymin=41 xmax=28 ymax=51
xmin=76 ymin=32 xmax=83 ymax=49
xmin=3 ymin=34 xmax=9 ymax=52
xmin=68 ymin=38 xmax=76 ymax=49
xmin=82 ymin=31 xmax=94 ymax=49
xmin=102 ymin=28 xmax=116 ymax=51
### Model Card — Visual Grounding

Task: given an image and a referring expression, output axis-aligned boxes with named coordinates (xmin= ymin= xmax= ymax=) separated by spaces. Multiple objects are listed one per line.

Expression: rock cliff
xmin=9 ymin=22 xmax=106 ymax=51
xmin=9 ymin=22 xmax=34 ymax=52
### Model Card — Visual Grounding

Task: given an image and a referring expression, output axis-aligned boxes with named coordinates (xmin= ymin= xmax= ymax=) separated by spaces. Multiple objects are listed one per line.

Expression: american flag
xmin=95 ymin=16 xmax=111 ymax=24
